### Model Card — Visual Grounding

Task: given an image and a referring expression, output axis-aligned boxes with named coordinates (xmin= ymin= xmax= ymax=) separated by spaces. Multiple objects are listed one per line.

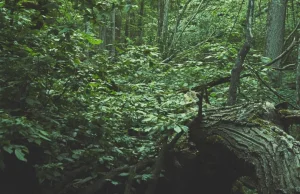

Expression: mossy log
xmin=188 ymin=102 xmax=300 ymax=194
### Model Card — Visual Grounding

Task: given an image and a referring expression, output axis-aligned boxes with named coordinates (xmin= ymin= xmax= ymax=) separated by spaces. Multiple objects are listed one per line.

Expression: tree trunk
xmin=227 ymin=0 xmax=254 ymax=105
xmin=157 ymin=0 xmax=164 ymax=48
xmin=124 ymin=0 xmax=132 ymax=44
xmin=137 ymin=0 xmax=145 ymax=45
xmin=161 ymin=0 xmax=170 ymax=58
xmin=111 ymin=5 xmax=116 ymax=58
xmin=167 ymin=0 xmax=192 ymax=57
xmin=189 ymin=102 xmax=300 ymax=194
xmin=124 ymin=166 xmax=136 ymax=194
xmin=297 ymin=39 xmax=300 ymax=105
xmin=99 ymin=21 xmax=107 ymax=50
xmin=130 ymin=11 xmax=136 ymax=41
xmin=124 ymin=13 xmax=130 ymax=43
xmin=115 ymin=9 xmax=122 ymax=44
xmin=265 ymin=0 xmax=288 ymax=88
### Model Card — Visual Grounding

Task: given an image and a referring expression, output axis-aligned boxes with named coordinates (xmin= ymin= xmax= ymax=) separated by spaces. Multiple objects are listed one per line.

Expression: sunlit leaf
xmin=174 ymin=125 xmax=182 ymax=133
xmin=15 ymin=148 xmax=27 ymax=162
xmin=119 ymin=172 xmax=129 ymax=177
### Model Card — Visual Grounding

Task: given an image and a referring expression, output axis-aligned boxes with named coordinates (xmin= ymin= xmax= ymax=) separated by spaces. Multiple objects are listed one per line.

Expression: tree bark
xmin=157 ymin=0 xmax=164 ymax=45
xmin=297 ymin=39 xmax=300 ymax=105
xmin=161 ymin=0 xmax=170 ymax=57
xmin=124 ymin=166 xmax=136 ymax=194
xmin=115 ymin=9 xmax=122 ymax=44
xmin=227 ymin=0 xmax=254 ymax=105
xmin=111 ymin=5 xmax=116 ymax=58
xmin=265 ymin=0 xmax=288 ymax=88
xmin=137 ymin=0 xmax=145 ymax=45
xmin=189 ymin=102 xmax=300 ymax=194
xmin=99 ymin=18 xmax=107 ymax=50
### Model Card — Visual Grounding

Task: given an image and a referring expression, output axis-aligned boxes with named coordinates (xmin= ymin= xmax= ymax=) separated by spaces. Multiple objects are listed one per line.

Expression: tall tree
xmin=124 ymin=0 xmax=132 ymax=43
xmin=161 ymin=0 xmax=170 ymax=57
xmin=137 ymin=0 xmax=145 ymax=45
xmin=297 ymin=38 xmax=300 ymax=105
xmin=111 ymin=4 xmax=116 ymax=58
xmin=99 ymin=19 xmax=107 ymax=50
xmin=157 ymin=0 xmax=164 ymax=47
xmin=265 ymin=0 xmax=288 ymax=87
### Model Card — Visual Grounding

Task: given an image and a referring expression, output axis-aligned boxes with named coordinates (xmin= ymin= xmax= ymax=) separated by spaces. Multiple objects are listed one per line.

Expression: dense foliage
xmin=0 ymin=0 xmax=299 ymax=193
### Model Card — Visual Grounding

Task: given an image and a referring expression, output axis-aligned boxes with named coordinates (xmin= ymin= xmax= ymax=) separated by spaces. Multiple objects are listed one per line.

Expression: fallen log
xmin=189 ymin=102 xmax=300 ymax=194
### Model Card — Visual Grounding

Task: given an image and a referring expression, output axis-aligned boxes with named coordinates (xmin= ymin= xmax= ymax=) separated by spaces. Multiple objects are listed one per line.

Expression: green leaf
xmin=174 ymin=125 xmax=182 ymax=133
xmin=210 ymin=92 xmax=217 ymax=97
xmin=113 ymin=147 xmax=124 ymax=154
xmin=106 ymin=179 xmax=120 ymax=185
xmin=0 ymin=2 xmax=5 ymax=8
xmin=81 ymin=33 xmax=103 ymax=45
xmin=59 ymin=28 xmax=70 ymax=34
xmin=142 ymin=174 xmax=152 ymax=181
xmin=39 ymin=130 xmax=49 ymax=136
xmin=181 ymin=125 xmax=189 ymax=132
xmin=38 ymin=132 xmax=51 ymax=141
xmin=124 ymin=4 xmax=131 ymax=13
xmin=119 ymin=172 xmax=129 ymax=177
xmin=142 ymin=117 xmax=152 ymax=122
xmin=111 ymin=180 xmax=119 ymax=185
xmin=3 ymin=146 xmax=13 ymax=154
xmin=87 ymin=37 xmax=102 ymax=45
xmin=74 ymin=176 xmax=93 ymax=184
xmin=34 ymin=139 xmax=42 ymax=145
xmin=15 ymin=148 xmax=27 ymax=162
xmin=85 ymin=8 xmax=92 ymax=14
xmin=261 ymin=57 xmax=272 ymax=63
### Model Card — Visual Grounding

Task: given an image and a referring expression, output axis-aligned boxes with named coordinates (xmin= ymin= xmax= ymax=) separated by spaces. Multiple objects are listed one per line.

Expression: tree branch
xmin=227 ymin=0 xmax=254 ymax=105
xmin=264 ymin=38 xmax=298 ymax=67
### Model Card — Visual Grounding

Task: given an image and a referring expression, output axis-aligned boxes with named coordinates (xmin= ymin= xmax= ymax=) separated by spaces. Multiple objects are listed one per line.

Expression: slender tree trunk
xmin=111 ymin=5 xmax=116 ymax=58
xmin=161 ymin=0 xmax=170 ymax=57
xmin=100 ymin=19 xmax=107 ymax=50
xmin=124 ymin=0 xmax=131 ymax=44
xmin=265 ymin=0 xmax=288 ymax=88
xmin=124 ymin=14 xmax=130 ymax=43
xmin=130 ymin=12 xmax=136 ymax=40
xmin=115 ymin=10 xmax=122 ymax=44
xmin=291 ymin=0 xmax=296 ymax=27
xmin=157 ymin=0 xmax=164 ymax=46
xmin=227 ymin=0 xmax=254 ymax=105
xmin=124 ymin=167 xmax=136 ymax=194
xmin=297 ymin=39 xmax=300 ymax=105
xmin=85 ymin=21 xmax=91 ymax=58
xmin=137 ymin=0 xmax=145 ymax=45
xmin=167 ymin=0 xmax=192 ymax=56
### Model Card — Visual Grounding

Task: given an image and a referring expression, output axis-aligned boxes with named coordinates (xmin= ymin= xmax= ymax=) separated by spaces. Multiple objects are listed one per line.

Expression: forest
xmin=1 ymin=0 xmax=300 ymax=193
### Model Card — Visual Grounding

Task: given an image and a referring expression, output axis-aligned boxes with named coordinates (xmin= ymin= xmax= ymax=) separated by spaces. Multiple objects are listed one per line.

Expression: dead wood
xmin=189 ymin=102 xmax=300 ymax=194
